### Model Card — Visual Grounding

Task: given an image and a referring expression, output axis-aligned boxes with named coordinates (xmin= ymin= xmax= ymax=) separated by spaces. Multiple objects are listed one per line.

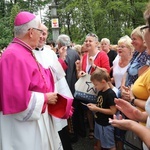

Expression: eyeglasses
xmin=140 ymin=25 xmax=150 ymax=32
xmin=28 ymin=28 xmax=43 ymax=34
xmin=118 ymin=45 xmax=127 ymax=49
xmin=33 ymin=28 xmax=43 ymax=33
xmin=86 ymin=33 xmax=98 ymax=39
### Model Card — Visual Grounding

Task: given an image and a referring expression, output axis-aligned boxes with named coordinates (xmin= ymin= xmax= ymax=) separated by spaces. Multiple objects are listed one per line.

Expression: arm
xmin=129 ymin=86 xmax=146 ymax=110
xmin=13 ymin=92 xmax=45 ymax=121
xmin=114 ymin=98 xmax=148 ymax=122
xmin=14 ymin=92 xmax=58 ymax=121
xmin=99 ymin=51 xmax=111 ymax=73
xmin=58 ymin=58 xmax=68 ymax=71
xmin=109 ymin=115 xmax=150 ymax=149
xmin=57 ymin=46 xmax=68 ymax=71
xmin=131 ymin=121 xmax=150 ymax=149
xmin=58 ymin=46 xmax=68 ymax=71
xmin=88 ymin=52 xmax=110 ymax=73
xmin=89 ymin=56 xmax=108 ymax=72
xmin=130 ymin=98 xmax=146 ymax=110
xmin=87 ymin=104 xmax=117 ymax=115
xmin=120 ymin=73 xmax=130 ymax=100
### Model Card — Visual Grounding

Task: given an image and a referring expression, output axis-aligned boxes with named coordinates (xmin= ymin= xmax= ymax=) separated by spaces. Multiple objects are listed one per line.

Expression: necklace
xmin=31 ymin=52 xmax=49 ymax=92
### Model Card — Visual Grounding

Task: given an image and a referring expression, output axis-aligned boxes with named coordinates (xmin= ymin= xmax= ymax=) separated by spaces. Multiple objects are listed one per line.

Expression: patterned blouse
xmin=125 ymin=50 xmax=150 ymax=87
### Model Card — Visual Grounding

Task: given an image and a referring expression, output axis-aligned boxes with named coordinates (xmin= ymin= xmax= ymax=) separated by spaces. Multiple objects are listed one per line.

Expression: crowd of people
xmin=0 ymin=2 xmax=150 ymax=150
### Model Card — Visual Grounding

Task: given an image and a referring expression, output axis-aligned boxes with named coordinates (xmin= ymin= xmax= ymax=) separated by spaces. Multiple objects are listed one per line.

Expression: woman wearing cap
xmin=0 ymin=12 xmax=63 ymax=150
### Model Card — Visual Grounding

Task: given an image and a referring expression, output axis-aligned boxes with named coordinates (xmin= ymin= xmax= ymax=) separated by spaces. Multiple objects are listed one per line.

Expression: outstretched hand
xmin=114 ymin=98 xmax=143 ymax=121
xmin=87 ymin=103 xmax=97 ymax=112
xmin=109 ymin=114 xmax=135 ymax=130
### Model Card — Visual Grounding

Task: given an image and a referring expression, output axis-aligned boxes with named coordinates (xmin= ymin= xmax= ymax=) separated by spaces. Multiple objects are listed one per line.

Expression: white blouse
xmin=113 ymin=58 xmax=130 ymax=89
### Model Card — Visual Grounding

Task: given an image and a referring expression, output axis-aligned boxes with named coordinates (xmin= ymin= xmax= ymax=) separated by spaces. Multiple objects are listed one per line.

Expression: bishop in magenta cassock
xmin=0 ymin=11 xmax=63 ymax=150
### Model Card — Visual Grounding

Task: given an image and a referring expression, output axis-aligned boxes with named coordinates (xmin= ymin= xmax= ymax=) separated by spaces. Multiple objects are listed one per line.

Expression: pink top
xmin=0 ymin=38 xmax=54 ymax=114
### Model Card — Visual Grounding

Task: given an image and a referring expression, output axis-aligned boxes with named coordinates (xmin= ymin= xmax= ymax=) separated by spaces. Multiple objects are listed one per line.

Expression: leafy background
xmin=0 ymin=0 xmax=149 ymax=49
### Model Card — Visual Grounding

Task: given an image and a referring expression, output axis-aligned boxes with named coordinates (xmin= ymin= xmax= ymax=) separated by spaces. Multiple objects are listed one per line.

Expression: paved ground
xmin=72 ymin=135 xmax=95 ymax=150
xmin=70 ymin=111 xmax=96 ymax=150
xmin=71 ymin=123 xmax=96 ymax=150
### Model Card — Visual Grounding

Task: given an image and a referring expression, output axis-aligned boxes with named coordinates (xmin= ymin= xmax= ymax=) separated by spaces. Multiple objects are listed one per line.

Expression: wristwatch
xmin=131 ymin=98 xmax=135 ymax=106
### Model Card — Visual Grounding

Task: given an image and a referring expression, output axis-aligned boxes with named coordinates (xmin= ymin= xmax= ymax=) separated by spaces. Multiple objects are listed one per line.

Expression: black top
xmin=95 ymin=88 xmax=117 ymax=126
xmin=107 ymin=50 xmax=117 ymax=67
xmin=107 ymin=50 xmax=117 ymax=77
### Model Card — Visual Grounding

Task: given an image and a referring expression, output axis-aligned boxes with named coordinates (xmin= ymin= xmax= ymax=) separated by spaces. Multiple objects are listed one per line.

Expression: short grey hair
xmin=86 ymin=33 xmax=99 ymax=42
xmin=14 ymin=16 xmax=40 ymax=38
xmin=56 ymin=34 xmax=71 ymax=46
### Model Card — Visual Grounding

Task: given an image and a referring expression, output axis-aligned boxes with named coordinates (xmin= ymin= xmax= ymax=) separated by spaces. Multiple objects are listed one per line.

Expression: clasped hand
xmin=45 ymin=92 xmax=58 ymax=104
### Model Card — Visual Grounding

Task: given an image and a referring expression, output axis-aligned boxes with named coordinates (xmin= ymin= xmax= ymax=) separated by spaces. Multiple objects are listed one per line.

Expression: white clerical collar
xmin=35 ymin=47 xmax=43 ymax=51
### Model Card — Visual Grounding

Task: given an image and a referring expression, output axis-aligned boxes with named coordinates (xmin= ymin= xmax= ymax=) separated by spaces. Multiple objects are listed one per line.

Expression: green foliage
xmin=10 ymin=3 xmax=20 ymax=30
xmin=0 ymin=0 xmax=149 ymax=47
xmin=80 ymin=0 xmax=95 ymax=34
xmin=0 ymin=17 xmax=12 ymax=48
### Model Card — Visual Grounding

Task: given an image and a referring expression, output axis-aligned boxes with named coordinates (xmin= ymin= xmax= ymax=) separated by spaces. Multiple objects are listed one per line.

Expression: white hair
xmin=56 ymin=34 xmax=71 ymax=46
xmin=14 ymin=16 xmax=41 ymax=38
xmin=101 ymin=38 xmax=110 ymax=45
xmin=118 ymin=35 xmax=134 ymax=53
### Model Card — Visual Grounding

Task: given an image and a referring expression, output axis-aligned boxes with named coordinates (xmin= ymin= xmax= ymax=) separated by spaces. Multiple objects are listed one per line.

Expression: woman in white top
xmin=113 ymin=35 xmax=134 ymax=89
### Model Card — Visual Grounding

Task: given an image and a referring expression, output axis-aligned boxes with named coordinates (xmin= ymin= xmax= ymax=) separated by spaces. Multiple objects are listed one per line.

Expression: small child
xmin=87 ymin=68 xmax=117 ymax=150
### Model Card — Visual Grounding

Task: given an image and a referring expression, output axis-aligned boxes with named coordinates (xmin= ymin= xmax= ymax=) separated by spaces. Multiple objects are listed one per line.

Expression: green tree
xmin=0 ymin=0 xmax=149 ymax=48
xmin=10 ymin=3 xmax=20 ymax=35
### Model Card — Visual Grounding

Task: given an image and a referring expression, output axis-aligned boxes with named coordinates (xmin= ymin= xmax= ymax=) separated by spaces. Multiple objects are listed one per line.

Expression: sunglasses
xmin=140 ymin=25 xmax=150 ymax=32
xmin=86 ymin=33 xmax=98 ymax=39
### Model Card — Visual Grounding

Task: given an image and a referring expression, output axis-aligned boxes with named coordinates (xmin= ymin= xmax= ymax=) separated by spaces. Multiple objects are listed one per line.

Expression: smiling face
xmin=37 ymin=24 xmax=48 ymax=48
xmin=27 ymin=23 xmax=43 ymax=49
xmin=84 ymin=35 xmax=98 ymax=52
xmin=131 ymin=34 xmax=145 ymax=52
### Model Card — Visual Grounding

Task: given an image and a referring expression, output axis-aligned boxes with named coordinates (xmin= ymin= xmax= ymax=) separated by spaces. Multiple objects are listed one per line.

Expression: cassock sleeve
xmin=13 ymin=92 xmax=45 ymax=121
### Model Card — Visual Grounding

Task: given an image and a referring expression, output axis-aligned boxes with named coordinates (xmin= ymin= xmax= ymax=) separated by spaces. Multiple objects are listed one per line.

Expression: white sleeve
xmin=14 ymin=92 xmax=45 ymax=121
